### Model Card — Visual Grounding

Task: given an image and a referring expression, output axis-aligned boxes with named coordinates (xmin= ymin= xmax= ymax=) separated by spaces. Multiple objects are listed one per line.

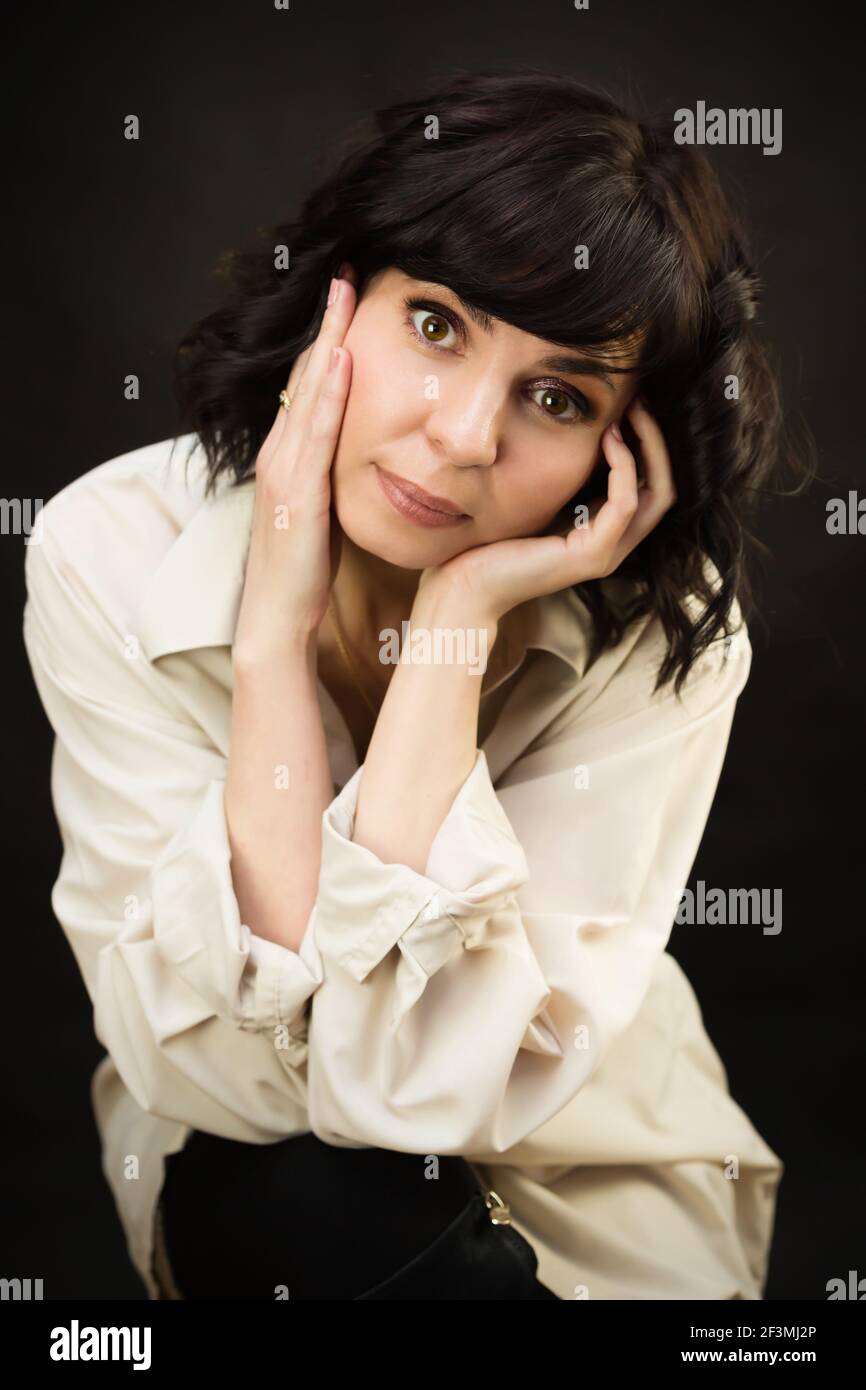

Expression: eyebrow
xmin=535 ymin=355 xmax=621 ymax=395
xmin=422 ymin=284 xmax=628 ymax=396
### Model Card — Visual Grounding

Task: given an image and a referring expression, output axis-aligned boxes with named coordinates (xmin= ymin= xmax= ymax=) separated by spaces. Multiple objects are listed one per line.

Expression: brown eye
xmin=414 ymin=309 xmax=453 ymax=345
xmin=529 ymin=383 xmax=589 ymax=425
xmin=539 ymin=387 xmax=570 ymax=417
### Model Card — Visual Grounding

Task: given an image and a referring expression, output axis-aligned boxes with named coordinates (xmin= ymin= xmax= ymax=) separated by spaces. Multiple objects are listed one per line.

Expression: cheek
xmin=503 ymin=437 xmax=602 ymax=518
xmin=339 ymin=318 xmax=425 ymax=441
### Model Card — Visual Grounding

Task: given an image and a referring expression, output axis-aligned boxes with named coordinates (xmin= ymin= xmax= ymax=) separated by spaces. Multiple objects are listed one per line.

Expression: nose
xmin=422 ymin=371 xmax=505 ymax=469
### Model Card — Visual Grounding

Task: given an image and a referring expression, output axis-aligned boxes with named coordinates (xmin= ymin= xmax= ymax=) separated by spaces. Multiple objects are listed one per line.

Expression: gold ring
xmin=279 ymin=389 xmax=292 ymax=412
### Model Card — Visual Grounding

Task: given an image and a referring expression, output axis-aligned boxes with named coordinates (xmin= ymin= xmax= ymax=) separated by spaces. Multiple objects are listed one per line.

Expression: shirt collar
xmin=136 ymin=461 xmax=590 ymax=689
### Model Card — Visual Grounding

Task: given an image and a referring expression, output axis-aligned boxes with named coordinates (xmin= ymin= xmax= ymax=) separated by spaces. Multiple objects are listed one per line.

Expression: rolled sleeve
xmin=314 ymin=749 xmax=530 ymax=983
xmin=152 ymin=777 xmax=323 ymax=1035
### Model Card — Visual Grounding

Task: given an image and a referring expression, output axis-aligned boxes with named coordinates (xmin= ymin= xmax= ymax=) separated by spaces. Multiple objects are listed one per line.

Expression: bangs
xmin=346 ymin=87 xmax=706 ymax=382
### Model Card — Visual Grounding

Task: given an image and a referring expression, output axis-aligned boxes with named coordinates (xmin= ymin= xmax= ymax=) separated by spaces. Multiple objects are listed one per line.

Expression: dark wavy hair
xmin=173 ymin=65 xmax=816 ymax=695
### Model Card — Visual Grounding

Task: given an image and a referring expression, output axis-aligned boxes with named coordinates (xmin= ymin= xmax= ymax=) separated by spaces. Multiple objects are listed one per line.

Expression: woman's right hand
xmin=233 ymin=264 xmax=358 ymax=662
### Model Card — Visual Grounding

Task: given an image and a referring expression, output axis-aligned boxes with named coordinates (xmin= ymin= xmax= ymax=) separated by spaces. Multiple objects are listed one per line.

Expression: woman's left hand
xmin=418 ymin=398 xmax=677 ymax=626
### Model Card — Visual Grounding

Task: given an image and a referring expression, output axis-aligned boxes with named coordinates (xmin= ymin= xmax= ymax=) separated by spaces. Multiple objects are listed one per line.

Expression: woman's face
xmin=331 ymin=266 xmax=641 ymax=568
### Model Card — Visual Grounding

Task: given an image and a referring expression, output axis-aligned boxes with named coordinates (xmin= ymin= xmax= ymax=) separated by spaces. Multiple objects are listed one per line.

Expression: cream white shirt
xmin=22 ymin=434 xmax=783 ymax=1301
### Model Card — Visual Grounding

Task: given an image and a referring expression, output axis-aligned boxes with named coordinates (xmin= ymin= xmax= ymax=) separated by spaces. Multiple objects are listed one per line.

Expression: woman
xmin=23 ymin=68 xmax=806 ymax=1300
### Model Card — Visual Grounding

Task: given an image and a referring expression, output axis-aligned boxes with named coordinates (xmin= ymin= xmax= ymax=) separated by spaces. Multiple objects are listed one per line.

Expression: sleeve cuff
xmin=314 ymin=749 xmax=530 ymax=984
xmin=151 ymin=778 xmax=323 ymax=1037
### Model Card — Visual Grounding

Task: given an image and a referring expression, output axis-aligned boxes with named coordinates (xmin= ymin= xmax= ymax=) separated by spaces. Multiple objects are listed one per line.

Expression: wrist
xmin=232 ymin=627 xmax=319 ymax=681
xmin=410 ymin=576 xmax=499 ymax=645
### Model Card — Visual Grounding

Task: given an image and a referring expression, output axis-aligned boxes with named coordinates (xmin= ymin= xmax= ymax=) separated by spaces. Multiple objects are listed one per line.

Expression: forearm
xmin=352 ymin=584 xmax=498 ymax=873
xmin=225 ymin=637 xmax=333 ymax=952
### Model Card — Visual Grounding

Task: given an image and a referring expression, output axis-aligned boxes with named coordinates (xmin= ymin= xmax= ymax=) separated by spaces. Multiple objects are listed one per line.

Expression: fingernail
xmin=609 ymin=421 xmax=623 ymax=441
xmin=327 ymin=277 xmax=341 ymax=307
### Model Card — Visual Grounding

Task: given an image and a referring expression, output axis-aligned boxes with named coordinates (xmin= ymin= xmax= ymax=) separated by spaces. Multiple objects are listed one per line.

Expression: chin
xmin=335 ymin=509 xmax=443 ymax=569
xmin=333 ymin=473 xmax=470 ymax=569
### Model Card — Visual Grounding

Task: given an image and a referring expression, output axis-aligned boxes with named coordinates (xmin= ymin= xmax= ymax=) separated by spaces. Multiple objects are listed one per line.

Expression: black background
xmin=3 ymin=0 xmax=863 ymax=1299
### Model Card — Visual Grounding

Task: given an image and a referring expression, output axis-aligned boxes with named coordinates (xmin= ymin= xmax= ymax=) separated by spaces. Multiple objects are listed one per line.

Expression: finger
xmin=255 ymin=342 xmax=313 ymax=470
xmin=289 ymin=273 xmax=358 ymax=423
xmin=286 ymin=342 xmax=314 ymax=397
xmin=284 ymin=269 xmax=351 ymax=401
xmin=581 ymin=423 xmax=640 ymax=567
xmin=258 ymin=344 xmax=352 ymax=505
xmin=338 ymin=260 xmax=358 ymax=289
xmin=594 ymin=398 xmax=676 ymax=559
xmin=625 ymin=397 xmax=677 ymax=516
xmin=266 ymin=270 xmax=358 ymax=462
xmin=289 ymin=265 xmax=357 ymax=400
xmin=303 ymin=345 xmax=353 ymax=490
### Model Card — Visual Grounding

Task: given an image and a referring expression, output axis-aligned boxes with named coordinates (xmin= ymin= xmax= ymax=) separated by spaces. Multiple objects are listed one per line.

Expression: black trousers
xmin=158 ymin=1128 xmax=560 ymax=1300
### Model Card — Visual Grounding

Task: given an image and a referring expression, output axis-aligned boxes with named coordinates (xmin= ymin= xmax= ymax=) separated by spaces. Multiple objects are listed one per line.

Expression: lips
xmin=376 ymin=466 xmax=468 ymax=517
